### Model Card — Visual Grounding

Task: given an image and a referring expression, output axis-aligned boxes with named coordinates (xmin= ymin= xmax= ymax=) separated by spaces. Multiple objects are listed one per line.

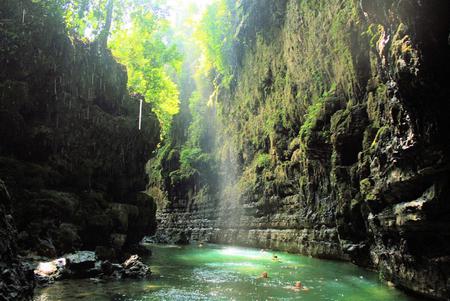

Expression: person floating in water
xmin=272 ymin=255 xmax=281 ymax=262
xmin=258 ymin=271 xmax=269 ymax=279
xmin=287 ymin=281 xmax=309 ymax=292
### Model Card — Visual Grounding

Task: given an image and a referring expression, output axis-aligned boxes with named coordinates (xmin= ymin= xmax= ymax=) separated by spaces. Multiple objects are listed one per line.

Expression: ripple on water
xmin=33 ymin=244 xmax=423 ymax=301
xmin=193 ymin=268 xmax=241 ymax=284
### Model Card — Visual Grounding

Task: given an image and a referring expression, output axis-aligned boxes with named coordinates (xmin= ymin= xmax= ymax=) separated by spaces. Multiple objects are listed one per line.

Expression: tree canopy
xmin=109 ymin=5 xmax=182 ymax=136
xmin=34 ymin=0 xmax=181 ymax=137
xmin=195 ymin=0 xmax=234 ymax=86
xmin=32 ymin=0 xmax=236 ymax=137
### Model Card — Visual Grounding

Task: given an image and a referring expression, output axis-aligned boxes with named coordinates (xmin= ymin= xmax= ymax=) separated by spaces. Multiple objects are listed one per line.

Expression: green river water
xmin=34 ymin=244 xmax=423 ymax=301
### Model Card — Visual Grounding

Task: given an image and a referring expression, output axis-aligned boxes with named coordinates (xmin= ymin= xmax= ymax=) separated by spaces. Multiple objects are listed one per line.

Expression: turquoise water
xmin=34 ymin=244 xmax=423 ymax=301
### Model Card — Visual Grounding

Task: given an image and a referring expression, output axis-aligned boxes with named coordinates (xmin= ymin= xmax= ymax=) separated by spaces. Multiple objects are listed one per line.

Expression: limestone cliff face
xmin=0 ymin=0 xmax=159 ymax=259
xmin=153 ymin=0 xmax=450 ymax=299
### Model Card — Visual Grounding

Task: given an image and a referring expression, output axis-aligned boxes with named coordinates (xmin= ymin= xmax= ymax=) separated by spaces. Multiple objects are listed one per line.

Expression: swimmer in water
xmin=287 ymin=281 xmax=309 ymax=292
xmin=272 ymin=255 xmax=281 ymax=262
xmin=258 ymin=271 xmax=269 ymax=279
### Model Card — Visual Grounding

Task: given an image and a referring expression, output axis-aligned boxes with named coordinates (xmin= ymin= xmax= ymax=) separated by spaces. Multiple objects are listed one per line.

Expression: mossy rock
xmin=370 ymin=125 xmax=389 ymax=151
xmin=359 ymin=178 xmax=372 ymax=195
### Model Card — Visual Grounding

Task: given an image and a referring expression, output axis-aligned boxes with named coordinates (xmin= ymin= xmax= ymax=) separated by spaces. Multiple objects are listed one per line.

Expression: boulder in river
xmin=34 ymin=251 xmax=98 ymax=283
xmin=65 ymin=251 xmax=97 ymax=272
xmin=33 ymin=258 xmax=66 ymax=285
xmin=122 ymin=255 xmax=151 ymax=279
xmin=33 ymin=252 xmax=152 ymax=284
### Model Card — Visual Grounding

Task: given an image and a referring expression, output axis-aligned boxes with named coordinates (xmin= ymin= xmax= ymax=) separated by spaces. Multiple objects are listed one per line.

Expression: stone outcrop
xmin=0 ymin=0 xmax=159 ymax=259
xmin=151 ymin=0 xmax=450 ymax=300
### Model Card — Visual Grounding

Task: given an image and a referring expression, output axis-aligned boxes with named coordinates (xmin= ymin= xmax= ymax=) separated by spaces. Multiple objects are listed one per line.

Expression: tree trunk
xmin=98 ymin=0 xmax=113 ymax=50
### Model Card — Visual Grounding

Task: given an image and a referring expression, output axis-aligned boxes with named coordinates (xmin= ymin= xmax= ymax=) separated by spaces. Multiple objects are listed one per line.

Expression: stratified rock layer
xmin=0 ymin=0 xmax=159 ymax=259
xmin=152 ymin=0 xmax=450 ymax=299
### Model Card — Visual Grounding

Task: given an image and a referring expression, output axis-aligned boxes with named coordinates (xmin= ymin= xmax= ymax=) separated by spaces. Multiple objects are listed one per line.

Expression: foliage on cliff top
xmin=34 ymin=0 xmax=181 ymax=137
xmin=146 ymin=1 xmax=220 ymax=204
xmin=195 ymin=0 xmax=235 ymax=86
xmin=110 ymin=8 xmax=182 ymax=136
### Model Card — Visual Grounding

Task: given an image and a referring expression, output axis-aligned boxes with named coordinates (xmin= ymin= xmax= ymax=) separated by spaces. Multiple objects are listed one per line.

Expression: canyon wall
xmin=0 ymin=180 xmax=34 ymax=300
xmin=0 ymin=0 xmax=159 ymax=262
xmin=151 ymin=0 xmax=450 ymax=299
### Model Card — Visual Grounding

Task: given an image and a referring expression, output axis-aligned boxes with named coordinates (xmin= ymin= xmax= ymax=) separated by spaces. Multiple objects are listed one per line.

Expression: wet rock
xmin=31 ymin=251 xmax=152 ymax=284
xmin=85 ymin=261 xmax=103 ymax=278
xmin=33 ymin=258 xmax=66 ymax=284
xmin=100 ymin=261 xmax=124 ymax=279
xmin=65 ymin=251 xmax=97 ymax=273
xmin=33 ymin=251 xmax=103 ymax=282
xmin=122 ymin=255 xmax=151 ymax=279
xmin=100 ymin=260 xmax=114 ymax=276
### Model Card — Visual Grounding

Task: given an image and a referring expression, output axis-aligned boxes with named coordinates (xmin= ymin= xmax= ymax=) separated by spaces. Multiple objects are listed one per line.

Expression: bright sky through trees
xmin=53 ymin=0 xmax=218 ymax=137
xmin=112 ymin=0 xmax=214 ymax=137
xmin=166 ymin=0 xmax=213 ymax=22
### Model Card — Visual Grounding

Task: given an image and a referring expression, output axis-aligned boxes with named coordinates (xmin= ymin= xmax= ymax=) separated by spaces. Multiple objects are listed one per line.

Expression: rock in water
xmin=33 ymin=251 xmax=152 ymax=284
xmin=33 ymin=258 xmax=66 ymax=285
xmin=65 ymin=251 xmax=97 ymax=276
xmin=122 ymin=255 xmax=151 ymax=279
